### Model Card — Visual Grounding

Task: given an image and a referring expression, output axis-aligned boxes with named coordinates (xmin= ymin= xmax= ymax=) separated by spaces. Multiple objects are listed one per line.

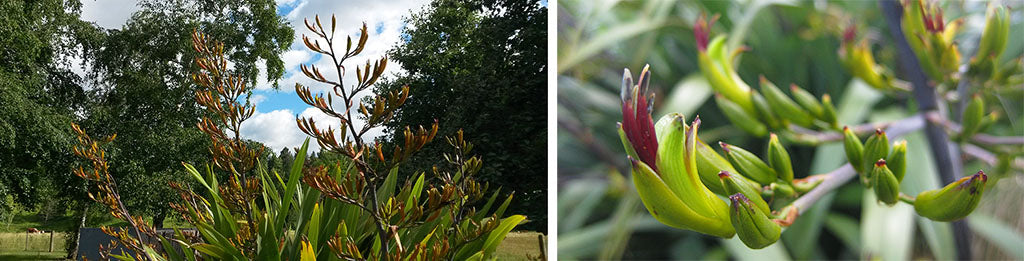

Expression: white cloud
xmin=249 ymin=94 xmax=267 ymax=105
xmin=78 ymin=0 xmax=427 ymax=153
xmin=79 ymin=0 xmax=140 ymax=29
xmin=240 ymin=107 xmax=382 ymax=154
xmin=240 ymin=109 xmax=305 ymax=153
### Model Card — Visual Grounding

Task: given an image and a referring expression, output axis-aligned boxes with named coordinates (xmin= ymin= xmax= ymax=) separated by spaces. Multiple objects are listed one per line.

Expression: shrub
xmin=70 ymin=16 xmax=524 ymax=261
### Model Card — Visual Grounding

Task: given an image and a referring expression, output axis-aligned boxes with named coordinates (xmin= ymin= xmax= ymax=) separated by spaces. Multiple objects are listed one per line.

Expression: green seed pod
xmin=767 ymin=134 xmax=794 ymax=184
xmin=975 ymin=5 xmax=1010 ymax=62
xmin=842 ymin=126 xmax=866 ymax=174
xmin=715 ymin=94 xmax=768 ymax=137
xmin=914 ymin=171 xmax=988 ymax=222
xmin=789 ymin=84 xmax=824 ymax=119
xmin=719 ymin=171 xmax=770 ymax=214
xmin=661 ymin=113 xmax=760 ymax=196
xmin=959 ymin=94 xmax=985 ymax=141
xmin=751 ymin=90 xmax=783 ymax=129
xmin=699 ymin=35 xmax=755 ymax=114
xmin=729 ymin=193 xmax=782 ymax=249
xmin=657 ymin=116 xmax=722 ymax=217
xmin=770 ymin=182 xmax=796 ymax=198
xmin=888 ymin=140 xmax=907 ymax=182
xmin=871 ymin=160 xmax=900 ymax=205
xmin=861 ymin=129 xmax=890 ymax=177
xmin=759 ymin=77 xmax=815 ymax=127
xmin=721 ymin=142 xmax=777 ymax=185
xmin=977 ymin=111 xmax=999 ymax=133
xmin=696 ymin=139 xmax=759 ymax=196
xmin=630 ymin=157 xmax=734 ymax=237
xmin=821 ymin=94 xmax=838 ymax=128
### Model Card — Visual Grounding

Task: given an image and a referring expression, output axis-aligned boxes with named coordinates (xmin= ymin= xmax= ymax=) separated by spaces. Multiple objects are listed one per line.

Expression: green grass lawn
xmin=0 ymin=251 xmax=66 ymax=261
xmin=495 ymin=231 xmax=547 ymax=260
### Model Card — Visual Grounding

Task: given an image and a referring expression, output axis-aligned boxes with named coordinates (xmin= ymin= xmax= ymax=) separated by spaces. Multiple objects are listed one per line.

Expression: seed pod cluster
xmin=841 ymin=128 xmax=908 ymax=204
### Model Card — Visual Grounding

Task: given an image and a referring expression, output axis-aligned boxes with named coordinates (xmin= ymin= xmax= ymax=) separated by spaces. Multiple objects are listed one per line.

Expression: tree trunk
xmin=68 ymin=203 xmax=88 ymax=260
xmin=153 ymin=210 xmax=166 ymax=229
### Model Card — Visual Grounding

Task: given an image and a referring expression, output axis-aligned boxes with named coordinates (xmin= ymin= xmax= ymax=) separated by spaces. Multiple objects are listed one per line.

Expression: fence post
xmin=49 ymin=231 xmax=55 ymax=252
xmin=537 ymin=234 xmax=547 ymax=261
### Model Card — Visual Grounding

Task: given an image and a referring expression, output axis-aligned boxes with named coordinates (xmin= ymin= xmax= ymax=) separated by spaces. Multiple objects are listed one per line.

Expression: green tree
xmin=375 ymin=0 xmax=548 ymax=231
xmin=80 ymin=0 xmax=293 ymax=227
xmin=0 ymin=0 xmax=102 ymax=214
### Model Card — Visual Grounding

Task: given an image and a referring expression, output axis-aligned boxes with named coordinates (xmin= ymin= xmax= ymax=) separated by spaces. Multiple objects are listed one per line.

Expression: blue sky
xmin=80 ymin=0 xmax=431 ymax=153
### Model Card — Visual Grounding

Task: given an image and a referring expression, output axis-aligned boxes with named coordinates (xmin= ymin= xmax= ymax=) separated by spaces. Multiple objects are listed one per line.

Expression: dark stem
xmin=879 ymin=1 xmax=970 ymax=259
xmin=322 ymin=29 xmax=390 ymax=255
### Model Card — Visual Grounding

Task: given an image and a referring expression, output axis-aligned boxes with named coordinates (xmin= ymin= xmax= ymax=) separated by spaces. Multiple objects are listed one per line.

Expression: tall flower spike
xmin=619 ymin=65 xmax=658 ymax=171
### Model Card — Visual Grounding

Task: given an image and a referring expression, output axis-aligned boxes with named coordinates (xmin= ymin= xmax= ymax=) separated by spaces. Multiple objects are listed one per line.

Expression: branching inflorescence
xmin=618 ymin=1 xmax=1019 ymax=249
xmin=68 ymin=15 xmax=526 ymax=261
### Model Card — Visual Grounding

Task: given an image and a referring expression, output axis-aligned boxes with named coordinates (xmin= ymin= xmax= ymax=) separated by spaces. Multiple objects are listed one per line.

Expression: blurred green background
xmin=556 ymin=0 xmax=1024 ymax=259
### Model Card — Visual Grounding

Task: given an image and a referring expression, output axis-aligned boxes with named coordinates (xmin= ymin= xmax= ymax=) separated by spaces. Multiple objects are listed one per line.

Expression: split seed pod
xmin=914 ymin=171 xmax=988 ymax=222
xmin=729 ymin=193 xmax=782 ymax=249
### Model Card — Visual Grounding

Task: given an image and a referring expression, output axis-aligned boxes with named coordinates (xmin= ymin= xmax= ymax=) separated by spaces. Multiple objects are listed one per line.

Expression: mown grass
xmin=0 ymin=251 xmax=65 ymax=260
xmin=495 ymin=231 xmax=546 ymax=260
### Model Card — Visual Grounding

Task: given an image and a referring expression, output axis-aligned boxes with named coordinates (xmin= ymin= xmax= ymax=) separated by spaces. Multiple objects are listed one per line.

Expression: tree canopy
xmin=375 ymin=0 xmax=547 ymax=231
xmin=0 ymin=0 xmax=102 ymax=212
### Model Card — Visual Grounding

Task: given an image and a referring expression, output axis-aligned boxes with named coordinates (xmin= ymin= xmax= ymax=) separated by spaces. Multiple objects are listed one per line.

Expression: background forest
xmin=0 ymin=0 xmax=546 ymax=258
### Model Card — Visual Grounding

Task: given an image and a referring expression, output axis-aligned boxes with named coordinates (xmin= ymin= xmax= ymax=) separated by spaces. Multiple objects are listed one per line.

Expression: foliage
xmin=69 ymin=16 xmax=525 ymax=260
xmin=77 ymin=0 xmax=294 ymax=227
xmin=557 ymin=0 xmax=1023 ymax=259
xmin=375 ymin=0 xmax=548 ymax=231
xmin=0 ymin=0 xmax=100 ymax=213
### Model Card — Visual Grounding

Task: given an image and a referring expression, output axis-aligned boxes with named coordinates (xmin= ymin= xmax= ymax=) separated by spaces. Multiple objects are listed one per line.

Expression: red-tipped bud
xmin=694 ymin=13 xmax=719 ymax=52
xmin=842 ymin=24 xmax=857 ymax=44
